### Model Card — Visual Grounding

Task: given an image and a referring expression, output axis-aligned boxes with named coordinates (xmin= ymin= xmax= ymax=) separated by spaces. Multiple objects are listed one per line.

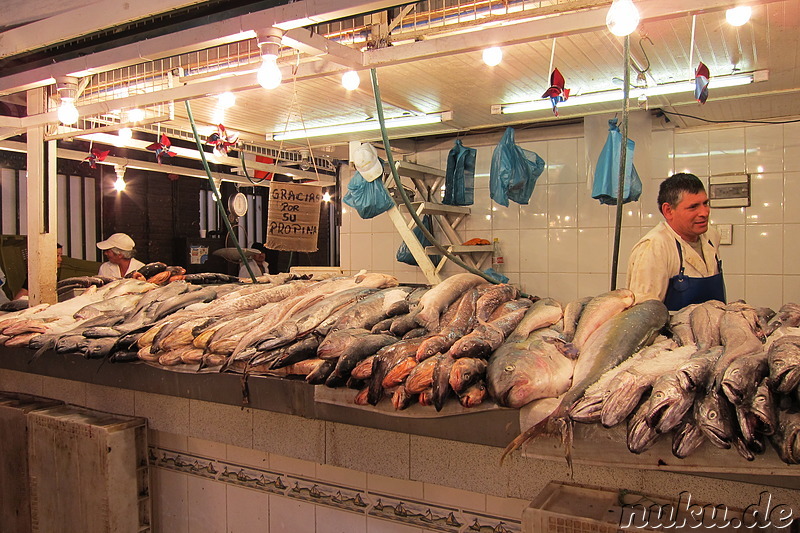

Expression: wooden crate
xmin=26 ymin=405 xmax=150 ymax=533
xmin=0 ymin=392 xmax=63 ymax=533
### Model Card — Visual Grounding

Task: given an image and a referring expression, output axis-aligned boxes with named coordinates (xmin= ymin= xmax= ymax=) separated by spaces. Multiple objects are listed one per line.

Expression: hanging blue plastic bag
xmin=483 ymin=267 xmax=509 ymax=284
xmin=396 ymin=215 xmax=441 ymax=266
xmin=591 ymin=118 xmax=642 ymax=205
xmin=443 ymin=139 xmax=476 ymax=206
xmin=490 ymin=127 xmax=545 ymax=207
xmin=342 ymin=170 xmax=394 ymax=219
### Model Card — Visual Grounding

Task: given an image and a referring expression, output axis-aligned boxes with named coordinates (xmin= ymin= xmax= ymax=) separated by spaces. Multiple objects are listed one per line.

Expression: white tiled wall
xmin=339 ymin=122 xmax=800 ymax=310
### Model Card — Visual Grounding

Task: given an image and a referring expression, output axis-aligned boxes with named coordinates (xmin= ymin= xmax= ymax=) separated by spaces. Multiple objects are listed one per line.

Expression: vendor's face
xmin=254 ymin=252 xmax=266 ymax=263
xmin=663 ymin=190 xmax=710 ymax=242
xmin=57 ymin=247 xmax=63 ymax=267
xmin=104 ymin=249 xmax=124 ymax=265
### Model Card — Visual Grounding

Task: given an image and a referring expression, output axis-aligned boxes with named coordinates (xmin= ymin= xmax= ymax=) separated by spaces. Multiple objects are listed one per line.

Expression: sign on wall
xmin=266 ymin=182 xmax=322 ymax=252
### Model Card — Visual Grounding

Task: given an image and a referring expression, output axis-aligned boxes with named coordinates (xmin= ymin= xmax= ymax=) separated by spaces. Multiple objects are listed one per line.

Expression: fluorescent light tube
xmin=500 ymin=73 xmax=756 ymax=115
xmin=272 ymin=113 xmax=449 ymax=141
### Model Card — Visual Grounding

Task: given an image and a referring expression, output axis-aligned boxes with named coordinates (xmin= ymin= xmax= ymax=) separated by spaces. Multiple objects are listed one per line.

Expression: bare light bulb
xmin=322 ymin=191 xmax=331 ymax=202
xmin=218 ymin=92 xmax=236 ymax=108
xmin=341 ymin=70 xmax=360 ymax=91
xmin=113 ymin=177 xmax=127 ymax=191
xmin=118 ymin=127 xmax=133 ymax=142
xmin=257 ymin=55 xmax=282 ymax=90
xmin=726 ymin=6 xmax=752 ymax=26
xmin=482 ymin=47 xmax=503 ymax=66
xmin=58 ymin=98 xmax=79 ymax=125
xmin=299 ymin=149 xmax=311 ymax=171
xmin=606 ymin=0 xmax=640 ymax=36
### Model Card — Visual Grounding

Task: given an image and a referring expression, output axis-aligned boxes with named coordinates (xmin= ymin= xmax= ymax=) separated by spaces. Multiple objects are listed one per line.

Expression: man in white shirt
xmin=97 ymin=233 xmax=145 ymax=279
xmin=627 ymin=173 xmax=725 ymax=311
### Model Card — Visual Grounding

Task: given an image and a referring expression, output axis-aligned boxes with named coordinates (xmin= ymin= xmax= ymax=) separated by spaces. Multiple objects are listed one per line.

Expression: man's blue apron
xmin=663 ymin=239 xmax=726 ymax=312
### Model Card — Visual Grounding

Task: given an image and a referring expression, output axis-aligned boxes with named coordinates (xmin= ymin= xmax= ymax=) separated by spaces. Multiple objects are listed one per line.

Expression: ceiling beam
xmin=282 ymin=28 xmax=365 ymax=69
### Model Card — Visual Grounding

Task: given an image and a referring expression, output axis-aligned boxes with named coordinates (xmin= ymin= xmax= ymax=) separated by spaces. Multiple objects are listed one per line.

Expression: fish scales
xmin=560 ymin=296 xmax=592 ymax=342
xmin=766 ymin=303 xmax=800 ymax=336
xmin=416 ymin=290 xmax=479 ymax=361
xmin=571 ymin=289 xmax=635 ymax=350
xmin=668 ymin=303 xmax=699 ymax=347
xmin=475 ymin=284 xmax=519 ymax=321
xmin=450 ymin=305 xmax=530 ymax=359
xmin=415 ymin=273 xmax=486 ymax=330
xmin=689 ymin=300 xmax=725 ymax=349
xmin=506 ymin=298 xmax=563 ymax=343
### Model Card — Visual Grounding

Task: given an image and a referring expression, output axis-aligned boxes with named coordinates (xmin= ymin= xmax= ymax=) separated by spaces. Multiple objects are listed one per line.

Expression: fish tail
xmin=500 ymin=415 xmax=553 ymax=465
xmin=561 ymin=418 xmax=574 ymax=478
xmin=28 ymin=338 xmax=56 ymax=364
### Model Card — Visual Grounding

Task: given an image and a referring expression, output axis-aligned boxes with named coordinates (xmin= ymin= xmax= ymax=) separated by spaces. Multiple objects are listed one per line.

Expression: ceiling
xmin=0 ymin=0 xmax=798 ymax=184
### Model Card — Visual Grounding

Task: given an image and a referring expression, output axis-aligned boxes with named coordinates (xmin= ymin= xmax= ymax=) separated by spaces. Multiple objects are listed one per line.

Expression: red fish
xmin=695 ymin=62 xmax=710 ymax=104
xmin=541 ymin=68 xmax=570 ymax=116
xmin=146 ymin=134 xmax=177 ymax=164
xmin=83 ymin=148 xmax=109 ymax=169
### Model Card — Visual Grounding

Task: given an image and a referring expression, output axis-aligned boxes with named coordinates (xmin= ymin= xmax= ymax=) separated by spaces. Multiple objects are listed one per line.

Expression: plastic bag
xmin=591 ymin=118 xmax=642 ymax=205
xmin=490 ymin=127 xmax=545 ymax=207
xmin=483 ymin=267 xmax=509 ymax=284
xmin=443 ymin=139 xmax=476 ymax=206
xmin=396 ymin=215 xmax=440 ymax=266
xmin=342 ymin=170 xmax=394 ymax=219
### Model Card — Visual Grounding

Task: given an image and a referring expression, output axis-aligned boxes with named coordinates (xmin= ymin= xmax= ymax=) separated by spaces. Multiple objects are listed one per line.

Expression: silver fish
xmin=689 ymin=299 xmax=725 ymax=349
xmin=694 ymin=388 xmax=736 ymax=449
xmin=415 ymin=273 xmax=486 ymax=330
xmin=571 ymin=289 xmax=635 ymax=350
xmin=560 ymin=296 xmax=592 ymax=343
xmin=720 ymin=348 xmax=769 ymax=405
xmin=627 ymin=400 xmax=664 ymax=454
xmin=672 ymin=419 xmax=707 ymax=459
xmin=767 ymin=335 xmax=800 ymax=394
xmin=765 ymin=303 xmax=800 ymax=336
xmin=771 ymin=408 xmax=800 ymax=464
xmin=669 ymin=303 xmax=699 ymax=347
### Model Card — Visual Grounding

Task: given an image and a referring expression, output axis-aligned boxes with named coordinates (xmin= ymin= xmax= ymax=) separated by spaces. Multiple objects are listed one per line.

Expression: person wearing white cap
xmin=96 ymin=233 xmax=145 ymax=279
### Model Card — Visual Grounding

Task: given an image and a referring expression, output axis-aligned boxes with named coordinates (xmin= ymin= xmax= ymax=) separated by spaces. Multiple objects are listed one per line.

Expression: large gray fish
xmin=711 ymin=305 xmax=766 ymax=389
xmin=571 ymin=289 xmax=635 ymax=351
xmin=416 ymin=290 xmax=478 ymax=361
xmin=668 ymin=303 xmax=699 ymax=347
xmin=720 ymin=348 xmax=769 ymax=405
xmin=475 ymin=284 xmax=519 ymax=321
xmin=83 ymin=337 xmax=119 ymax=359
xmin=767 ymin=335 xmax=800 ymax=394
xmin=431 ymin=353 xmax=457 ymax=411
xmin=322 ymin=330 xmax=398 ymax=386
xmin=770 ymin=408 xmax=800 ymax=464
xmin=415 ymin=273 xmax=486 ymax=330
xmin=502 ymin=299 xmax=669 ymax=464
xmin=560 ymin=296 xmax=592 ymax=343
xmin=506 ymin=297 xmax=563 ymax=343
xmin=153 ymin=286 xmax=219 ymax=322
xmin=749 ymin=377 xmax=777 ymax=437
xmin=765 ymin=303 xmax=800 ymax=336
xmin=262 ymin=335 xmax=323 ymax=370
xmin=627 ymin=399 xmax=664 ymax=454
xmin=672 ymin=419 xmax=707 ymax=459
xmin=73 ymin=292 xmax=147 ymax=320
xmin=689 ymin=300 xmax=726 ymax=349
xmin=323 ymin=287 xmax=413 ymax=333
xmin=488 ymin=330 xmax=574 ymax=409
xmin=694 ymin=388 xmax=736 ymax=449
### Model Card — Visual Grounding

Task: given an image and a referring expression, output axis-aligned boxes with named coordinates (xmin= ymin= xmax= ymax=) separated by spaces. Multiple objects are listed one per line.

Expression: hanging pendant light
xmin=482 ymin=47 xmax=503 ymax=66
xmin=257 ymin=28 xmax=284 ymax=90
xmin=606 ymin=0 xmax=640 ymax=36
xmin=726 ymin=6 xmax=752 ymax=26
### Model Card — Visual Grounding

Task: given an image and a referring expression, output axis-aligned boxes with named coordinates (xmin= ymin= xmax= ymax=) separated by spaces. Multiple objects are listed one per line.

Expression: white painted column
xmin=26 ymin=87 xmax=58 ymax=305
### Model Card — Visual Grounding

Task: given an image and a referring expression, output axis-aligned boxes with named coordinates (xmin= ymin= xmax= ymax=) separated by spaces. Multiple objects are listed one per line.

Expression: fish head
xmin=695 ymin=391 xmax=734 ymax=448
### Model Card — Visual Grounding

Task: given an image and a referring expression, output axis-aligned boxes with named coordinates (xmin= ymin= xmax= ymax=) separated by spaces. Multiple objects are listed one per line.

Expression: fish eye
xmin=708 ymin=411 xmax=717 ymax=420
xmin=504 ymin=365 xmax=514 ymax=372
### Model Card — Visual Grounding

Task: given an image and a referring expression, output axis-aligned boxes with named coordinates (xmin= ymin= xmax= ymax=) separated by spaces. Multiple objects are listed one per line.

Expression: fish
xmin=306 ymin=360 xmax=336 ymax=385
xmin=431 ymin=353 xmax=457 ymax=411
xmin=750 ymin=377 xmax=777 ymax=436
xmin=720 ymin=348 xmax=769 ymax=405
xmin=449 ymin=305 xmax=530 ymax=359
xmin=644 ymin=374 xmax=697 ymax=434
xmin=475 ymin=284 xmax=518 ymax=321
xmin=488 ymin=331 xmax=574 ymax=409
xmin=675 ymin=346 xmax=724 ymax=392
xmin=767 ymin=335 xmax=800 ymax=394
xmin=4 ymin=331 xmax=42 ymax=347
xmin=368 ymin=338 xmax=424 ymax=405
xmin=416 ymin=290 xmax=479 ymax=361
xmin=506 ymin=298 xmax=563 ymax=343
xmin=627 ymin=400 xmax=664 ymax=454
xmin=560 ymin=296 xmax=592 ymax=343
xmin=382 ymin=357 xmax=417 ymax=389
xmin=689 ymin=300 xmax=726 ymax=349
xmin=323 ymin=287 xmax=413 ymax=333
xmin=694 ymin=388 xmax=736 ymax=449
xmin=351 ymin=355 xmax=375 ymax=380
xmin=323 ymin=331 xmax=398 ymax=385
xmin=370 ymin=317 xmax=395 ymax=334
xmin=669 ymin=303 xmax=699 ymax=347
xmin=83 ymin=337 xmax=119 ymax=359
xmin=263 ymin=335 xmax=322 ymax=370
xmin=502 ymin=299 xmax=669 ymax=464
xmin=458 ymin=380 xmax=488 ymax=408
xmin=571 ymin=289 xmax=635 ymax=350
xmin=405 ymin=356 xmax=439 ymax=394
xmin=390 ymin=385 xmax=414 ymax=410
xmin=153 ymin=286 xmax=219 ymax=321
xmin=672 ymin=419 xmax=707 ymax=459
xmin=449 ymin=357 xmax=487 ymax=394
xmin=710 ymin=305 xmax=766 ymax=389
xmin=771 ymin=408 xmax=800 ymax=464
xmin=415 ymin=273 xmax=486 ymax=330
xmin=765 ymin=303 xmax=800 ymax=336
xmin=55 ymin=334 xmax=91 ymax=354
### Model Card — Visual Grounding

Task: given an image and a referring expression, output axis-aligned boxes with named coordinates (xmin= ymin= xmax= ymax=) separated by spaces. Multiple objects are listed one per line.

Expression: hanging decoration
xmin=83 ymin=147 xmax=109 ymax=169
xmin=695 ymin=62 xmax=710 ymax=104
xmin=206 ymin=124 xmax=239 ymax=157
xmin=542 ymin=68 xmax=570 ymax=117
xmin=146 ymin=134 xmax=177 ymax=164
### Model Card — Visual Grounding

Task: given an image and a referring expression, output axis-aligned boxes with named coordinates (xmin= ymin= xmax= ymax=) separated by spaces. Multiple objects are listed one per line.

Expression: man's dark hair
xmin=657 ymin=173 xmax=705 ymax=211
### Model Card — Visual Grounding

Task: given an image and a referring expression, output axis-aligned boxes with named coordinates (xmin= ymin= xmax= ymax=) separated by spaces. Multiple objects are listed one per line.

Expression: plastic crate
xmin=523 ymin=482 xmax=794 ymax=533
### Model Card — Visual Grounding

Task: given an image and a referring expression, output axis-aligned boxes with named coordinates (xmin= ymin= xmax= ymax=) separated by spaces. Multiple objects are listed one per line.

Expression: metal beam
xmin=282 ymin=28 xmax=365 ymax=69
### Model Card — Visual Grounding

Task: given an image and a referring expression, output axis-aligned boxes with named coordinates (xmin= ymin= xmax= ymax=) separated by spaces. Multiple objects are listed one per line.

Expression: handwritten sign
xmin=266 ymin=182 xmax=322 ymax=252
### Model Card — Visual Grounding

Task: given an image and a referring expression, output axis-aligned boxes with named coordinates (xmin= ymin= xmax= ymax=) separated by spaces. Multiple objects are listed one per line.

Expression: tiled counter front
xmin=2 ymin=351 xmax=799 ymax=533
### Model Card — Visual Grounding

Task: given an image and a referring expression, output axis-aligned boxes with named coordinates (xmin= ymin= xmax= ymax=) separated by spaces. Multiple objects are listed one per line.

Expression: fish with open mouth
xmin=771 ymin=407 xmax=800 ymax=464
xmin=672 ymin=418 xmax=707 ymax=459
xmin=767 ymin=335 xmax=800 ymax=394
xmin=720 ymin=348 xmax=769 ymax=405
xmin=765 ymin=303 xmax=800 ymax=337
xmin=694 ymin=388 xmax=736 ymax=449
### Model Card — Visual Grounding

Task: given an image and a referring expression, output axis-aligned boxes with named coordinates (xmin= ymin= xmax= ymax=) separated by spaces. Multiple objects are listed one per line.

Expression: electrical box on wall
xmin=708 ymin=173 xmax=750 ymax=208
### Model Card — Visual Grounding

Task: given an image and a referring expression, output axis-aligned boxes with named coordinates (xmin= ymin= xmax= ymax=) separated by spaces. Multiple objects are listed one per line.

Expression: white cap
xmin=353 ymin=143 xmax=383 ymax=182
xmin=97 ymin=233 xmax=135 ymax=251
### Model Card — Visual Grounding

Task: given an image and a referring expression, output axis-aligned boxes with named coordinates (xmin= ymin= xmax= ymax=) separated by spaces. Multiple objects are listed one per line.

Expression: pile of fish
xmin=2 ymin=269 xmax=800 ymax=464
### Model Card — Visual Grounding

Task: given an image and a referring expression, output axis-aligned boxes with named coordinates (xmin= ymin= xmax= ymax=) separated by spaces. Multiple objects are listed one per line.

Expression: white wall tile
xmin=548 ymin=229 xmax=578 ymax=273
xmin=367 ymin=474 xmax=424 ymax=500
xmin=227 ymin=444 xmax=270 ymax=470
xmin=547 ymin=184 xmax=578 ymax=228
xmin=339 ymin=233 xmax=351 ymax=270
xmin=152 ymin=469 xmax=189 ymax=533
xmin=493 ymin=229 xmax=519 ymax=275
xmin=188 ymin=437 xmax=226 ymax=459
xmin=492 ymin=200 xmax=520 ymax=230
xmin=187 ymin=476 xmax=227 ymax=533
xmin=783 ymin=224 xmax=800 ymax=275
xmin=519 ymin=272 xmax=548 ymax=298
xmin=744 ymin=274 xmax=783 ymax=310
xmin=466 ymin=184 xmax=493 ymax=232
xmin=268 ymin=454 xmax=318 ymax=478
xmin=745 ymin=173 xmax=783 ymax=225
xmin=650 ymin=130 xmax=674 ymax=180
xmin=578 ymin=273 xmax=612 ymax=299
xmin=519 ymin=229 xmax=549 ymax=273
xmin=268 ymin=495 xmax=316 ymax=533
xmin=674 ymin=130 xmax=709 ymax=177
xmin=783 ymin=275 xmax=800 ymax=304
xmin=576 ymin=138 xmax=587 ymax=184
xmin=785 ymin=123 xmax=800 ymax=171
xmin=720 ymin=224 xmax=745 ymax=275
xmin=548 ymin=273 xmax=579 ymax=304
xmin=578 ymin=228 xmax=610 ymax=274
xmin=545 ymin=138 xmax=578 ymax=184
xmin=372 ymin=232 xmax=397 ymax=273
xmin=709 ymin=127 xmax=745 ymax=175
xmin=725 ymin=273 xmax=745 ymax=303
xmin=351 ymin=233 xmax=374 ymax=269
xmin=474 ymin=146 xmax=493 ymax=177
xmin=744 ymin=224 xmax=783 ymax=275
xmin=746 ymin=124 xmax=784 ymax=174
xmin=576 ymin=186 xmax=610 ymax=228
xmin=151 ymin=430 xmax=188 ymax=451
xmin=783 ymin=172 xmax=800 ymax=223
xmin=226 ymin=485 xmax=271 ymax=533
xmin=316 ymin=507 xmax=367 ymax=533
xmin=709 ymin=205 xmax=746 ymax=225
xmin=519 ymin=187 xmax=548 ymax=229
xmin=316 ymin=463 xmax=368 ymax=488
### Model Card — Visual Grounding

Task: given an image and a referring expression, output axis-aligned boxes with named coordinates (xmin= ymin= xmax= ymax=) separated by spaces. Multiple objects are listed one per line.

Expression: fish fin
xmin=28 ymin=338 xmax=56 ymax=364
xmin=560 ymin=418 xmax=575 ymax=478
xmin=551 ymin=339 xmax=579 ymax=360
xmin=500 ymin=416 xmax=552 ymax=465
